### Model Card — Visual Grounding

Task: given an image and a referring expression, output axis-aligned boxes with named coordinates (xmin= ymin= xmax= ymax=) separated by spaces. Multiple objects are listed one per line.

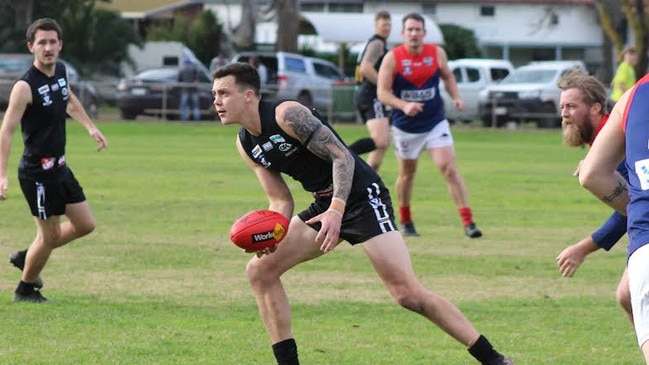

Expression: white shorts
xmin=628 ymin=244 xmax=649 ymax=347
xmin=391 ymin=120 xmax=454 ymax=159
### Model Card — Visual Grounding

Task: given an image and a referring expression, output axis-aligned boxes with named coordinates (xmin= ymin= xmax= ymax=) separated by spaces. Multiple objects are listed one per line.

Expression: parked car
xmin=440 ymin=58 xmax=514 ymax=123
xmin=115 ymin=64 xmax=216 ymax=120
xmin=230 ymin=51 xmax=352 ymax=118
xmin=0 ymin=54 xmax=99 ymax=117
xmin=478 ymin=60 xmax=587 ymax=128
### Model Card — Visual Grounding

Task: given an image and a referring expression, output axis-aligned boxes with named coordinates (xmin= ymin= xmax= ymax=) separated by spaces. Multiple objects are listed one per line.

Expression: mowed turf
xmin=0 ymin=120 xmax=638 ymax=364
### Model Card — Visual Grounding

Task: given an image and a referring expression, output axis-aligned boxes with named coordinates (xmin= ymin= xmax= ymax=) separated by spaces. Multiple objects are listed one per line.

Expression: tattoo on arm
xmin=601 ymin=178 xmax=628 ymax=204
xmin=364 ymin=42 xmax=383 ymax=65
xmin=284 ymin=106 xmax=354 ymax=201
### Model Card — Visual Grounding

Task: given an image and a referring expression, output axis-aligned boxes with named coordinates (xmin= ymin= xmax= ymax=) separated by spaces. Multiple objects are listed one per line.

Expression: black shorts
xmin=298 ymin=180 xmax=397 ymax=244
xmin=19 ymin=169 xmax=86 ymax=219
xmin=355 ymin=88 xmax=388 ymax=122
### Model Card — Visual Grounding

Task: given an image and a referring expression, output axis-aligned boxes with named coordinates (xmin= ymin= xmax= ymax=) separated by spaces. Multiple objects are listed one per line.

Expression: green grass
xmin=0 ymin=120 xmax=639 ymax=364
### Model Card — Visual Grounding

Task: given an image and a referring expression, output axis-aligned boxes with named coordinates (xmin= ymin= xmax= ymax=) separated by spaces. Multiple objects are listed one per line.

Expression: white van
xmin=441 ymin=58 xmax=514 ymax=123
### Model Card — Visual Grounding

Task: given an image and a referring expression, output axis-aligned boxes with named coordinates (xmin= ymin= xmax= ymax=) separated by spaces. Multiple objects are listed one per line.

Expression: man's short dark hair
xmin=402 ymin=12 xmax=425 ymax=29
xmin=27 ymin=18 xmax=62 ymax=43
xmin=375 ymin=10 xmax=391 ymax=22
xmin=213 ymin=62 xmax=261 ymax=96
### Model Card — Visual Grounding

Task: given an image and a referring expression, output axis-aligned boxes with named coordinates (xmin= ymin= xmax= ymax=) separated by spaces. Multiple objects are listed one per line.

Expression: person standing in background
xmin=249 ymin=55 xmax=268 ymax=85
xmin=178 ymin=59 xmax=201 ymax=121
xmin=377 ymin=12 xmax=482 ymax=238
xmin=348 ymin=10 xmax=392 ymax=171
xmin=610 ymin=46 xmax=637 ymax=104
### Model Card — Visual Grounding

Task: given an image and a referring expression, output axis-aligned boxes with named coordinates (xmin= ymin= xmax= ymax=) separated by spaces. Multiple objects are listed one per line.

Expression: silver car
xmin=0 ymin=53 xmax=99 ymax=117
xmin=230 ymin=51 xmax=352 ymax=117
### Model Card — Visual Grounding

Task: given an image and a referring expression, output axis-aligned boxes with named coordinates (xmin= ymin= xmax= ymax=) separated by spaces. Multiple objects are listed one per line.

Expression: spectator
xmin=610 ymin=46 xmax=638 ymax=104
xmin=249 ymin=55 xmax=268 ymax=85
xmin=178 ymin=59 xmax=201 ymax=121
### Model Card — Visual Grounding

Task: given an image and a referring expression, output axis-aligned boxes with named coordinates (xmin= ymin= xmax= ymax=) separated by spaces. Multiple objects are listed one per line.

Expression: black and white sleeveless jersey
xmin=18 ymin=62 xmax=70 ymax=181
xmin=238 ymin=100 xmax=380 ymax=194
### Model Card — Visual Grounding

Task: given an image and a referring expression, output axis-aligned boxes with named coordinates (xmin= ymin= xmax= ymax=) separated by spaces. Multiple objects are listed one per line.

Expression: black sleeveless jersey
xmin=17 ymin=62 xmax=70 ymax=181
xmin=357 ymin=34 xmax=388 ymax=93
xmin=238 ymin=100 xmax=380 ymax=194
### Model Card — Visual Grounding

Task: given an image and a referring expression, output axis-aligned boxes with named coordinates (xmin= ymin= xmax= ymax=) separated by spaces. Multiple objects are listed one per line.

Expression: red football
xmin=230 ymin=210 xmax=289 ymax=251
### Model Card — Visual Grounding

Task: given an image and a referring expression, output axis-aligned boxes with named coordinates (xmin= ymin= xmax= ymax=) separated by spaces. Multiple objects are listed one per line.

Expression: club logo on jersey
xmin=401 ymin=60 xmax=413 ymax=75
xmin=423 ymin=57 xmax=434 ymax=66
xmin=269 ymin=134 xmax=285 ymax=144
xmin=40 ymin=157 xmax=55 ymax=170
xmin=278 ymin=143 xmax=292 ymax=152
xmin=61 ymin=87 xmax=69 ymax=100
xmin=401 ymin=87 xmax=435 ymax=102
xmin=252 ymin=145 xmax=263 ymax=158
xmin=37 ymin=85 xmax=50 ymax=94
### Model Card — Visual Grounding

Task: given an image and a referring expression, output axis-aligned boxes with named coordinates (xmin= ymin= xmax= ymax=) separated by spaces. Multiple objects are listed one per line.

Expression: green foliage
xmin=145 ymin=11 xmax=224 ymax=67
xmin=0 ymin=0 xmax=138 ymax=77
xmin=439 ymin=23 xmax=482 ymax=60
xmin=0 ymin=122 xmax=639 ymax=364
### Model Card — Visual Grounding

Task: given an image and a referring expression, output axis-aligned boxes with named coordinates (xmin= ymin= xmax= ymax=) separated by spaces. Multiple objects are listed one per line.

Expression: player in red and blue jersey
xmin=580 ymin=73 xmax=649 ymax=363
xmin=555 ymin=70 xmax=632 ymax=325
xmin=377 ymin=12 xmax=482 ymax=238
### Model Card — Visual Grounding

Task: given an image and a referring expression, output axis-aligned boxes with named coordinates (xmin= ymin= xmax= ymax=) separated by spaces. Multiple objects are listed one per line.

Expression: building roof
xmin=300 ymin=12 xmax=444 ymax=45
xmin=98 ymin=0 xmax=203 ymax=18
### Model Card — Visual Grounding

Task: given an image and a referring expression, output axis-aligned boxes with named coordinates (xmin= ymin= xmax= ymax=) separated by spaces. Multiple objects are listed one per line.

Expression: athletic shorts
xmin=355 ymin=89 xmax=388 ymax=122
xmin=628 ymin=243 xmax=649 ymax=347
xmin=298 ymin=180 xmax=397 ymax=244
xmin=19 ymin=169 xmax=86 ymax=220
xmin=391 ymin=119 xmax=454 ymax=159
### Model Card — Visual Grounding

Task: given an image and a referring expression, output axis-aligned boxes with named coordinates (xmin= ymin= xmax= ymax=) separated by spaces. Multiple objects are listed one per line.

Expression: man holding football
xmin=211 ymin=62 xmax=514 ymax=365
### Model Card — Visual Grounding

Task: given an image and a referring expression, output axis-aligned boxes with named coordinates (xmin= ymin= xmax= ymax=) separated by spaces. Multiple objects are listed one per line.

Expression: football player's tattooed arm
xmin=277 ymin=101 xmax=354 ymax=204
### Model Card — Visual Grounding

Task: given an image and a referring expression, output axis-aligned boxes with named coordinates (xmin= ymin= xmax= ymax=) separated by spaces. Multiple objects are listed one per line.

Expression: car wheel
xmin=297 ymin=91 xmax=313 ymax=108
xmin=120 ymin=110 xmax=137 ymax=120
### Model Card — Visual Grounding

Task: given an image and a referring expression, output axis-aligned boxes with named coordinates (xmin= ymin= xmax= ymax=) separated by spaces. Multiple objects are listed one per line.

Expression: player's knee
xmin=390 ymin=286 xmax=424 ymax=313
xmin=616 ymin=284 xmax=632 ymax=313
xmin=246 ymin=259 xmax=275 ymax=287
xmin=76 ymin=218 xmax=96 ymax=237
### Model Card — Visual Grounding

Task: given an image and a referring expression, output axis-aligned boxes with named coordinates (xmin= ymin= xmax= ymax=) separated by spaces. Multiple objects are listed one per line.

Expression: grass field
xmin=0 ymin=120 xmax=639 ymax=364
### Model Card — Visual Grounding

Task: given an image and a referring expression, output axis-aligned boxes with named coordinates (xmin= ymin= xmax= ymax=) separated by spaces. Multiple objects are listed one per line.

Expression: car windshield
xmin=500 ymin=69 xmax=558 ymax=84
xmin=134 ymin=68 xmax=178 ymax=81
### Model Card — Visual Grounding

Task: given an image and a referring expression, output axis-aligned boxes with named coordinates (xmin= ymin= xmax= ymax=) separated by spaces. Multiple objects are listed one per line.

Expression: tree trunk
xmin=275 ymin=0 xmax=298 ymax=52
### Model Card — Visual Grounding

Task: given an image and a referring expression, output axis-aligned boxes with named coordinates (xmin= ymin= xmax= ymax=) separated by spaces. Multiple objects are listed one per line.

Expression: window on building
xmin=480 ymin=6 xmax=495 ymax=17
xmin=300 ymin=2 xmax=362 ymax=13
xmin=301 ymin=3 xmax=326 ymax=12
xmin=422 ymin=3 xmax=437 ymax=16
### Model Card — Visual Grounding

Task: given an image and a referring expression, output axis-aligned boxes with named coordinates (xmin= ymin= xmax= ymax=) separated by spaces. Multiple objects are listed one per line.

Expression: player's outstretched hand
xmin=89 ymin=128 xmax=108 ymax=151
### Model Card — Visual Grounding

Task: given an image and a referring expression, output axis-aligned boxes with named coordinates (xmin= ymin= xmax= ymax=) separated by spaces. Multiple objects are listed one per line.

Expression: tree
xmin=146 ymin=10 xmax=224 ymax=67
xmin=439 ymin=24 xmax=482 ymax=60
xmin=596 ymin=0 xmax=648 ymax=78
xmin=273 ymin=0 xmax=298 ymax=52
xmin=0 ymin=0 xmax=139 ymax=77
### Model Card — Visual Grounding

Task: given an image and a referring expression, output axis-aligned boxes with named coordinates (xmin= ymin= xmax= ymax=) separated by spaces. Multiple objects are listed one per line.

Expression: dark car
xmin=115 ymin=66 xmax=216 ymax=121
xmin=0 ymin=54 xmax=99 ymax=117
